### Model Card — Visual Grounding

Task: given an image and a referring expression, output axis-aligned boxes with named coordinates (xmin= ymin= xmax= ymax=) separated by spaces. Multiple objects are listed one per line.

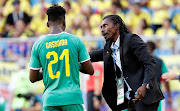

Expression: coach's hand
xmin=132 ymin=85 xmax=146 ymax=102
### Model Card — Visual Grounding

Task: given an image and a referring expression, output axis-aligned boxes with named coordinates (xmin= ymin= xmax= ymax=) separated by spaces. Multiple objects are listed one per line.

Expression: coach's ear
xmin=115 ymin=24 xmax=119 ymax=30
xmin=47 ymin=22 xmax=49 ymax=27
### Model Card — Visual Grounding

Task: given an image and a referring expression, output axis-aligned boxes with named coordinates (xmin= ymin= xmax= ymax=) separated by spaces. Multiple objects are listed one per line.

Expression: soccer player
xmin=29 ymin=4 xmax=94 ymax=111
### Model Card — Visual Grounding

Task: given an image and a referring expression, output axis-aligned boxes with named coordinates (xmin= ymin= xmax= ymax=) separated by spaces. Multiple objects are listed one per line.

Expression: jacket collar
xmin=111 ymin=35 xmax=120 ymax=50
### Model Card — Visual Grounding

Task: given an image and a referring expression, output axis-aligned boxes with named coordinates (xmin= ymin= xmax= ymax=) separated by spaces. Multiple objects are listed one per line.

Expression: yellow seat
xmin=31 ymin=3 xmax=51 ymax=16
xmin=155 ymin=28 xmax=178 ymax=36
xmin=148 ymin=0 xmax=170 ymax=25
xmin=143 ymin=28 xmax=154 ymax=36
xmin=155 ymin=27 xmax=178 ymax=49
xmin=103 ymin=12 xmax=125 ymax=22
xmin=0 ymin=18 xmax=6 ymax=33
xmin=126 ymin=11 xmax=151 ymax=31
xmin=30 ymin=15 xmax=49 ymax=35
xmin=89 ymin=14 xmax=102 ymax=29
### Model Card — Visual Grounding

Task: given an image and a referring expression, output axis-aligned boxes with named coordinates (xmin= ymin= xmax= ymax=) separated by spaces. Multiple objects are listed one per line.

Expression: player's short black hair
xmin=46 ymin=4 xmax=66 ymax=22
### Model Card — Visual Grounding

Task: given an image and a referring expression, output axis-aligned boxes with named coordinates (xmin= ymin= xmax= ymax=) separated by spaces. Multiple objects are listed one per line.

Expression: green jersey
xmin=29 ymin=32 xmax=90 ymax=107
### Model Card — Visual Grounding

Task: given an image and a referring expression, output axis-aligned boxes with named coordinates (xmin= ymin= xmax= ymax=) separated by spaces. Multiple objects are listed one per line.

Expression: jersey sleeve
xmin=29 ymin=41 xmax=41 ymax=70
xmin=77 ymin=39 xmax=90 ymax=63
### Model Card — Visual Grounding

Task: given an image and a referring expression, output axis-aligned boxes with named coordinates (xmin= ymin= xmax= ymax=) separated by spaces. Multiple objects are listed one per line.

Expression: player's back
xmin=32 ymin=32 xmax=89 ymax=106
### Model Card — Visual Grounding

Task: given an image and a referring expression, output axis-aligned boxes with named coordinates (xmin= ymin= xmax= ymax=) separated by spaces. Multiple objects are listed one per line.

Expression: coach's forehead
xmin=101 ymin=18 xmax=113 ymax=26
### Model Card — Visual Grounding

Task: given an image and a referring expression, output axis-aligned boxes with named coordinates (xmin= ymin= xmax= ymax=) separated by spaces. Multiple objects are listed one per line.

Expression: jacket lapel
xmin=120 ymin=33 xmax=124 ymax=69
xmin=122 ymin=34 xmax=131 ymax=55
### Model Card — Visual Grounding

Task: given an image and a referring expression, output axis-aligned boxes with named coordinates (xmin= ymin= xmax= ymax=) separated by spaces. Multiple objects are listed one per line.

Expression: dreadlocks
xmin=103 ymin=15 xmax=131 ymax=34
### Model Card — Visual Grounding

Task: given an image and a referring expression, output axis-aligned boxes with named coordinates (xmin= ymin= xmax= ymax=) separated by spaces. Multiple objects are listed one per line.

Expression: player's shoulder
xmin=62 ymin=32 xmax=81 ymax=40
xmin=34 ymin=35 xmax=47 ymax=44
xmin=32 ymin=35 xmax=49 ymax=49
xmin=62 ymin=32 xmax=84 ymax=49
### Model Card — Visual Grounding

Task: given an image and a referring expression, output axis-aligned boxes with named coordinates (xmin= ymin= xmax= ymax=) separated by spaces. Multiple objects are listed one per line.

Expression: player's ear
xmin=47 ymin=22 xmax=49 ymax=27
xmin=63 ymin=20 xmax=66 ymax=27
xmin=62 ymin=20 xmax=66 ymax=31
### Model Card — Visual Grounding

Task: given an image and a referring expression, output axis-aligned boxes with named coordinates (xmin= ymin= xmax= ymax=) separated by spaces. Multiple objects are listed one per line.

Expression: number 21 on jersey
xmin=46 ymin=49 xmax=70 ymax=79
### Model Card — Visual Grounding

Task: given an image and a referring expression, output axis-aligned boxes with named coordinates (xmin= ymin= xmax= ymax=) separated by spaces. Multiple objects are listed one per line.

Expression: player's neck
xmin=50 ymin=25 xmax=63 ymax=34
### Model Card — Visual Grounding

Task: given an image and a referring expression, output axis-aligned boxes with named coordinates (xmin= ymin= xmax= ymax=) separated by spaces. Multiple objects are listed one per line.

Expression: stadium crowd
xmin=0 ymin=0 xmax=180 ymax=37
xmin=0 ymin=0 xmax=180 ymax=62
xmin=0 ymin=0 xmax=180 ymax=58
xmin=0 ymin=0 xmax=180 ymax=111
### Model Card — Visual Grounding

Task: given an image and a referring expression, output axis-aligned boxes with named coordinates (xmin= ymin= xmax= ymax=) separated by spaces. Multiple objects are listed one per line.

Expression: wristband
xmin=92 ymin=96 xmax=98 ymax=101
xmin=142 ymin=83 xmax=150 ymax=89
xmin=92 ymin=95 xmax=102 ymax=101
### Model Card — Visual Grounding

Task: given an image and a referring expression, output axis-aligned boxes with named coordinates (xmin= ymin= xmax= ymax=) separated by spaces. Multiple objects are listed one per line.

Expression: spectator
xmin=0 ymin=0 xmax=7 ymax=6
xmin=63 ymin=1 xmax=78 ymax=34
xmin=3 ymin=0 xmax=31 ymax=38
xmin=31 ymin=0 xmax=51 ymax=16
xmin=126 ymin=2 xmax=151 ymax=32
xmin=103 ymin=1 xmax=125 ymax=22
xmin=79 ymin=17 xmax=94 ymax=36
xmin=155 ymin=18 xmax=178 ymax=54
xmin=156 ymin=19 xmax=178 ymax=36
xmin=30 ymin=7 xmax=49 ymax=36
xmin=7 ymin=19 xmax=33 ymax=38
xmin=134 ymin=18 xmax=154 ymax=36
xmin=148 ymin=0 xmax=171 ymax=32
xmin=81 ymin=5 xmax=101 ymax=36
xmin=0 ymin=6 xmax=6 ymax=36
xmin=6 ymin=0 xmax=31 ymax=27
xmin=2 ymin=0 xmax=31 ymax=17
xmin=138 ymin=0 xmax=149 ymax=8
xmin=17 ymin=93 xmax=42 ymax=111
xmin=69 ymin=16 xmax=82 ymax=36
xmin=0 ymin=0 xmax=9 ymax=16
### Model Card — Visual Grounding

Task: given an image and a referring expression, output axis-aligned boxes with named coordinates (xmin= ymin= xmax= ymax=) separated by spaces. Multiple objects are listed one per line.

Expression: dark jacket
xmin=89 ymin=33 xmax=164 ymax=110
xmin=6 ymin=11 xmax=31 ymax=25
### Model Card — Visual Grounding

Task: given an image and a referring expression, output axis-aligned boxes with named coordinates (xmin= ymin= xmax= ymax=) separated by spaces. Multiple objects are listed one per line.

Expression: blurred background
xmin=0 ymin=0 xmax=180 ymax=111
